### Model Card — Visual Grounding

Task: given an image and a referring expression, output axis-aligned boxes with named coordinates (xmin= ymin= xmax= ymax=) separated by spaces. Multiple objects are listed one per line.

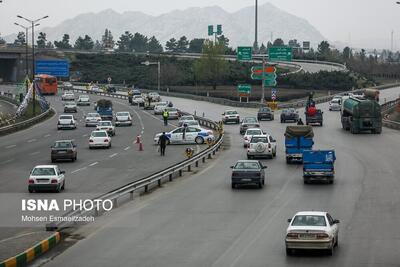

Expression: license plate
xmin=241 ymin=179 xmax=251 ymax=182
xmin=299 ymin=234 xmax=316 ymax=239
xmin=58 ymin=151 xmax=66 ymax=154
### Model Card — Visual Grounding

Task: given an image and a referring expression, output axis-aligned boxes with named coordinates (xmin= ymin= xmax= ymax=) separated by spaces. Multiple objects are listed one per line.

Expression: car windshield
xmin=99 ymin=122 xmax=112 ymax=126
xmin=244 ymin=117 xmax=257 ymax=123
xmin=234 ymin=161 xmax=260 ymax=170
xmin=167 ymin=108 xmax=177 ymax=112
xmin=181 ymin=116 xmax=194 ymax=121
xmin=59 ymin=115 xmax=72 ymax=120
xmin=259 ymin=108 xmax=271 ymax=112
xmin=54 ymin=142 xmax=72 ymax=148
xmin=186 ymin=121 xmax=199 ymax=126
xmin=80 ymin=95 xmax=89 ymax=99
xmin=292 ymin=215 xmax=327 ymax=226
xmin=92 ymin=131 xmax=107 ymax=137
xmin=246 ymin=129 xmax=262 ymax=135
xmin=331 ymin=99 xmax=340 ymax=103
xmin=32 ymin=168 xmax=56 ymax=176
xmin=117 ymin=112 xmax=129 ymax=116
xmin=226 ymin=111 xmax=237 ymax=115
xmin=251 ymin=137 xmax=268 ymax=143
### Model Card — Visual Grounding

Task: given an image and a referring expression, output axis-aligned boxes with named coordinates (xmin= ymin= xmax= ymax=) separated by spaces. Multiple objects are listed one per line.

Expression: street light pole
xmin=14 ymin=23 xmax=29 ymax=77
xmin=141 ymin=60 xmax=161 ymax=92
xmin=17 ymin=15 xmax=49 ymax=116
xmin=254 ymin=0 xmax=258 ymax=53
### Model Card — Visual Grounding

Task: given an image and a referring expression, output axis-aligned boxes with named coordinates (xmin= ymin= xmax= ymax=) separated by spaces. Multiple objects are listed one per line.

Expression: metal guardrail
xmin=381 ymin=98 xmax=400 ymax=130
xmin=46 ymin=101 xmax=224 ymax=231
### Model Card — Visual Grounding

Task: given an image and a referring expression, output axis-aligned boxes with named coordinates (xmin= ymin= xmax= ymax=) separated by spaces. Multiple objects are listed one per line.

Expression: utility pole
xmin=391 ymin=30 xmax=394 ymax=51
xmin=253 ymin=0 xmax=258 ymax=53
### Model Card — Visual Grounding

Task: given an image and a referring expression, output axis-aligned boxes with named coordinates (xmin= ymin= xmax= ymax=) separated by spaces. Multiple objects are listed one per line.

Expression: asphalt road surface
xmin=0 ymin=99 xmax=17 ymax=117
xmin=41 ymin=87 xmax=400 ymax=267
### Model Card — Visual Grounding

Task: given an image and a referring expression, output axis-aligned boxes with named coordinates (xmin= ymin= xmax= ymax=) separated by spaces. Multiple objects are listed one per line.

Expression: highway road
xmin=0 ymin=99 xmax=17 ymax=117
xmin=0 ymin=87 xmax=209 ymax=256
xmin=42 ymin=87 xmax=400 ymax=267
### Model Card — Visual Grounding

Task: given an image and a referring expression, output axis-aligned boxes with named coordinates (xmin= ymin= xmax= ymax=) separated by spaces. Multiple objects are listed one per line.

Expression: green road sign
xmin=217 ymin=24 xmax=222 ymax=35
xmin=268 ymin=46 xmax=293 ymax=61
xmin=208 ymin=25 xmax=214 ymax=36
xmin=237 ymin=84 xmax=251 ymax=94
xmin=237 ymin=47 xmax=252 ymax=61
xmin=264 ymin=74 xmax=278 ymax=87
xmin=251 ymin=72 xmax=277 ymax=81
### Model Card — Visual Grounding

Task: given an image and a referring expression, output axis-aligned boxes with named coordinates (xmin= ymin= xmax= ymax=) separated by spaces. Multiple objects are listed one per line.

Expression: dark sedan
xmin=257 ymin=107 xmax=274 ymax=121
xmin=51 ymin=140 xmax=77 ymax=162
xmin=281 ymin=108 xmax=299 ymax=123
xmin=231 ymin=160 xmax=267 ymax=189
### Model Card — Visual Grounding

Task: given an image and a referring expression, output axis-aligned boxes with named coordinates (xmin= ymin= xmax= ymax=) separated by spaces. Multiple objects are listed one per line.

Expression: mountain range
xmin=5 ymin=3 xmax=326 ymax=48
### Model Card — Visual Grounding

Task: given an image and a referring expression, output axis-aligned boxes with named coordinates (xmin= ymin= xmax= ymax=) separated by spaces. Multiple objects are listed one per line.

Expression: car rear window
xmin=88 ymin=113 xmax=100 ymax=117
xmin=32 ymin=168 xmax=56 ymax=176
xmin=59 ymin=115 xmax=72 ymax=120
xmin=292 ymin=215 xmax=326 ymax=226
xmin=99 ymin=121 xmax=112 ymax=126
xmin=246 ymin=129 xmax=262 ymax=135
xmin=117 ymin=112 xmax=129 ymax=116
xmin=92 ymin=131 xmax=107 ymax=137
xmin=244 ymin=118 xmax=258 ymax=123
xmin=226 ymin=111 xmax=237 ymax=115
xmin=234 ymin=162 xmax=260 ymax=169
xmin=251 ymin=137 xmax=268 ymax=143
xmin=54 ymin=142 xmax=72 ymax=148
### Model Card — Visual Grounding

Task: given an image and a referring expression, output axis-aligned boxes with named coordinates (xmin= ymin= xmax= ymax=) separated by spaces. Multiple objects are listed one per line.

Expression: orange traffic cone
xmin=135 ymin=135 xmax=141 ymax=144
xmin=139 ymin=141 xmax=144 ymax=151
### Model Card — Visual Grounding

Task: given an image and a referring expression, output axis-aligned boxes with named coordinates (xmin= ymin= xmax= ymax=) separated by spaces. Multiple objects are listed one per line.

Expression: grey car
xmin=239 ymin=117 xmax=260 ymax=135
xmin=231 ymin=160 xmax=267 ymax=189
xmin=281 ymin=108 xmax=299 ymax=123
xmin=64 ymin=101 xmax=77 ymax=113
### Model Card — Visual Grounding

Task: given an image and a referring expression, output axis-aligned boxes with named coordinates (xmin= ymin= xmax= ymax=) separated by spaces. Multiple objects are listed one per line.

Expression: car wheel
xmin=304 ymin=178 xmax=309 ymax=184
xmin=334 ymin=236 xmax=338 ymax=247
xmin=329 ymin=178 xmax=334 ymax=184
xmin=231 ymin=183 xmax=236 ymax=189
xmin=51 ymin=158 xmax=55 ymax=163
xmin=286 ymin=158 xmax=291 ymax=164
xmin=273 ymin=151 xmax=277 ymax=157
xmin=258 ymin=182 xmax=263 ymax=189
xmin=262 ymin=179 xmax=265 ymax=185
xmin=28 ymin=188 xmax=34 ymax=193
xmin=56 ymin=185 xmax=61 ymax=193
xmin=62 ymin=181 xmax=65 ymax=190
xmin=286 ymin=248 xmax=292 ymax=256
xmin=195 ymin=136 xmax=204 ymax=144
xmin=327 ymin=242 xmax=334 ymax=256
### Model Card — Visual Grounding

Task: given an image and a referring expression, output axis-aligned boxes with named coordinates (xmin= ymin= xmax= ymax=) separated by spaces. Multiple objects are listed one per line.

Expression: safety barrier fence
xmin=381 ymin=98 xmax=400 ymax=130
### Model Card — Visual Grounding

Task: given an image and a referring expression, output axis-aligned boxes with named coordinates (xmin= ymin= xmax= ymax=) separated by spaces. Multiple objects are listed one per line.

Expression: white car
xmin=28 ymin=165 xmax=65 ymax=193
xmin=89 ymin=130 xmax=111 ymax=149
xmin=77 ymin=95 xmax=90 ymax=106
xmin=57 ymin=115 xmax=77 ymax=130
xmin=90 ymin=85 xmax=102 ymax=92
xmin=222 ymin=110 xmax=240 ymax=124
xmin=247 ymin=134 xmax=277 ymax=159
xmin=164 ymin=107 xmax=180 ymax=119
xmin=154 ymin=102 xmax=169 ymax=115
xmin=286 ymin=211 xmax=340 ymax=256
xmin=85 ymin=113 xmax=101 ymax=127
xmin=154 ymin=126 xmax=214 ymax=145
xmin=329 ymin=98 xmax=341 ymax=111
xmin=62 ymin=82 xmax=73 ymax=90
xmin=96 ymin=121 xmax=115 ymax=136
xmin=115 ymin=111 xmax=132 ymax=126
xmin=178 ymin=115 xmax=196 ymax=127
xmin=148 ymin=92 xmax=161 ymax=102
xmin=243 ymin=128 xmax=264 ymax=148
xmin=63 ymin=101 xmax=77 ymax=113
xmin=61 ymin=91 xmax=75 ymax=101
xmin=132 ymin=95 xmax=145 ymax=106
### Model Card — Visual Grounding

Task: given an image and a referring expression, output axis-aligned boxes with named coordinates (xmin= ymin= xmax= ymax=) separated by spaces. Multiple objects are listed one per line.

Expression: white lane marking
xmin=71 ymin=167 xmax=87 ymax=174
xmin=89 ymin=162 xmax=98 ymax=167
xmin=82 ymin=134 xmax=88 ymax=137
xmin=44 ymin=134 xmax=51 ymax=138
xmin=1 ymin=159 xmax=14 ymax=164
xmin=109 ymin=153 xmax=118 ymax=158
xmin=196 ymin=145 xmax=201 ymax=154
xmin=5 ymin=144 xmax=16 ymax=149
xmin=27 ymin=139 xmax=37 ymax=143
xmin=124 ymin=146 xmax=130 ymax=151
xmin=29 ymin=152 xmax=40 ymax=156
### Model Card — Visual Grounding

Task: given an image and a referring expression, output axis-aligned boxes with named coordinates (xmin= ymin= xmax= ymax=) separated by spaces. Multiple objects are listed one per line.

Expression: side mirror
xmin=60 ymin=171 xmax=66 ymax=174
xmin=262 ymin=166 xmax=267 ymax=169
xmin=230 ymin=166 xmax=234 ymax=169
xmin=333 ymin=219 xmax=340 ymax=224
xmin=287 ymin=218 xmax=292 ymax=223
xmin=221 ymin=113 xmax=225 ymax=116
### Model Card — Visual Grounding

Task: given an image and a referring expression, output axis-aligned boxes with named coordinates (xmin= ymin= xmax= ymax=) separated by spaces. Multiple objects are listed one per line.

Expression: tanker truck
xmin=341 ymin=96 xmax=382 ymax=134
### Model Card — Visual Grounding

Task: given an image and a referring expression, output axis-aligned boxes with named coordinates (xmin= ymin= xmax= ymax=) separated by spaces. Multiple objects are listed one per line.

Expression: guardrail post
xmin=213 ymin=150 xmax=216 ymax=155
xmin=130 ymin=191 xmax=134 ymax=200
xmin=158 ymin=179 xmax=162 ymax=187
xmin=202 ymin=157 xmax=206 ymax=163
xmin=113 ymin=198 xmax=118 ymax=208
xmin=94 ymin=209 xmax=99 ymax=217
xmin=179 ymin=170 xmax=182 ymax=176
xmin=145 ymin=185 xmax=148 ymax=192
xmin=188 ymin=165 xmax=191 ymax=172
xmin=195 ymin=161 xmax=199 ymax=167
xmin=169 ymin=173 xmax=173 ymax=181
xmin=208 ymin=153 xmax=212 ymax=159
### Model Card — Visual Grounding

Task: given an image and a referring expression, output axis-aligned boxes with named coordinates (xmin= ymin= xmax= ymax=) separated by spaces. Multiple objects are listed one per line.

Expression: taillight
xmin=286 ymin=233 xmax=298 ymax=239
xmin=104 ymin=139 xmax=109 ymax=142
xmin=109 ymin=128 xmax=112 ymax=131
xmin=244 ymin=137 xmax=248 ymax=140
xmin=89 ymin=139 xmax=93 ymax=143
xmin=28 ymin=179 xmax=34 ymax=184
xmin=255 ymin=172 xmax=261 ymax=177
xmin=70 ymin=121 xmax=74 ymax=125
xmin=316 ymin=233 xmax=329 ymax=239
xmin=51 ymin=179 xmax=58 ymax=184
xmin=268 ymin=143 xmax=271 ymax=149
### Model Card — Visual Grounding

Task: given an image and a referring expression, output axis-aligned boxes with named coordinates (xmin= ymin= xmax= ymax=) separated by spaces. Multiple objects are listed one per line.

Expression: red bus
xmin=35 ymin=74 xmax=58 ymax=95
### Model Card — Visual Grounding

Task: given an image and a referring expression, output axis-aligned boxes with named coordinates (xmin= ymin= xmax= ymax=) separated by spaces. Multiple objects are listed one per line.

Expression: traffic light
xmin=208 ymin=25 xmax=214 ymax=36
xmin=216 ymin=25 xmax=222 ymax=35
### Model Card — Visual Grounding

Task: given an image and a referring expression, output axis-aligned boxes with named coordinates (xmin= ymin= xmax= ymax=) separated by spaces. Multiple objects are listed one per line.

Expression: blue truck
xmin=284 ymin=126 xmax=314 ymax=164
xmin=96 ymin=99 xmax=113 ymax=121
xmin=303 ymin=150 xmax=336 ymax=184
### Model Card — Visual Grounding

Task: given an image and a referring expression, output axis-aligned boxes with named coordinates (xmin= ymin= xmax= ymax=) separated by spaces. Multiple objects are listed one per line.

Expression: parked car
xmin=28 ymin=165 xmax=66 ymax=193
xmin=85 ymin=113 xmax=101 ymax=127
xmin=154 ymin=126 xmax=214 ymax=145
xmin=148 ymin=92 xmax=161 ymax=102
xmin=115 ymin=111 xmax=132 ymax=126
xmin=96 ymin=121 xmax=115 ymax=136
xmin=243 ymin=128 xmax=264 ymax=148
xmin=77 ymin=95 xmax=90 ymax=106
xmin=132 ymin=95 xmax=145 ymax=106
xmin=178 ymin=115 xmax=196 ymax=127
xmin=164 ymin=107 xmax=180 ymax=119
xmin=62 ymin=82 xmax=73 ymax=90
xmin=132 ymin=89 xmax=141 ymax=96
xmin=89 ymin=130 xmax=111 ymax=149
xmin=61 ymin=91 xmax=75 ymax=101
xmin=57 ymin=115 xmax=77 ymax=130
xmin=63 ymin=101 xmax=77 ymax=113
xmin=281 ymin=108 xmax=299 ymax=123
xmin=51 ymin=140 xmax=77 ymax=162
xmin=286 ymin=211 xmax=339 ymax=256
xmin=230 ymin=160 xmax=267 ymax=189
xmin=257 ymin=107 xmax=274 ymax=121
xmin=106 ymin=84 xmax=116 ymax=93
xmin=222 ymin=110 xmax=240 ymax=124
xmin=247 ymin=134 xmax=277 ymax=159
xmin=154 ymin=102 xmax=169 ymax=115
xmin=240 ymin=117 xmax=260 ymax=135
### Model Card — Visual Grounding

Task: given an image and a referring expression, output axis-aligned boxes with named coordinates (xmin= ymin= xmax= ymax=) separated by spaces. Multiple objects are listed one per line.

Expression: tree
xmin=188 ymin=38 xmax=205 ymax=53
xmin=342 ymin=46 xmax=352 ymax=60
xmin=273 ymin=38 xmax=284 ymax=46
xmin=75 ymin=35 xmax=94 ymax=50
xmin=93 ymin=40 xmax=102 ymax=51
xmin=176 ymin=36 xmax=189 ymax=53
xmin=147 ymin=36 xmax=163 ymax=53
xmin=14 ymin=32 xmax=26 ymax=45
xmin=193 ymin=40 xmax=228 ymax=90
xmin=259 ymin=43 xmax=267 ymax=54
xmin=217 ymin=35 xmax=230 ymax=52
xmin=101 ymin=29 xmax=114 ymax=49
xmin=131 ymin=32 xmax=148 ymax=52
xmin=317 ymin=41 xmax=331 ymax=56
xmin=117 ymin=31 xmax=133 ymax=52
xmin=54 ymin=34 xmax=72 ymax=49
xmin=165 ymin=38 xmax=178 ymax=52
xmin=360 ymin=49 xmax=366 ymax=62
xmin=45 ymin=41 xmax=54 ymax=49
xmin=37 ymin=32 xmax=47 ymax=48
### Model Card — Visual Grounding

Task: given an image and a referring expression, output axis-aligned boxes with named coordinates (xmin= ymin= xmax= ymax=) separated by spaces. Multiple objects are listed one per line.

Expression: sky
xmin=1 ymin=0 xmax=400 ymax=50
